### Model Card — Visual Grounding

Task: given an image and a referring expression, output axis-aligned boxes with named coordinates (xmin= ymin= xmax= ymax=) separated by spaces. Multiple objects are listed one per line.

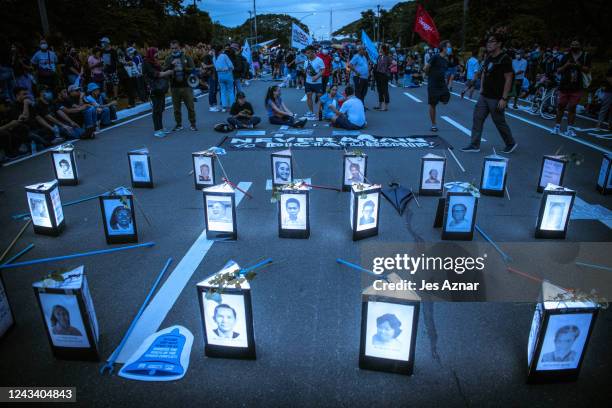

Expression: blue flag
xmin=242 ymin=40 xmax=254 ymax=75
xmin=361 ymin=30 xmax=378 ymax=63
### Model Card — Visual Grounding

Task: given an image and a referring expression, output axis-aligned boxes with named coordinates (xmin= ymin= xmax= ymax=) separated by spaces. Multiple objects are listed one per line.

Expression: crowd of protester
xmin=1 ymin=34 xmax=610 ymax=162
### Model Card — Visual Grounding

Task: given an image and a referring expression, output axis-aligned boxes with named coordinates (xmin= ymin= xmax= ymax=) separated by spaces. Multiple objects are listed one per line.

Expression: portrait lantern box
xmin=441 ymin=191 xmax=478 ymax=241
xmin=271 ymin=149 xmax=293 ymax=188
xmin=419 ymin=153 xmax=445 ymax=196
xmin=527 ymin=280 xmax=599 ymax=383
xmin=342 ymin=152 xmax=368 ymax=191
xmin=196 ymin=260 xmax=256 ymax=360
xmin=535 ymin=184 xmax=575 ymax=239
xmin=99 ymin=187 xmax=138 ymax=244
xmin=51 ymin=144 xmax=78 ymax=186
xmin=128 ymin=148 xmax=154 ymax=188
xmin=479 ymin=154 xmax=508 ymax=197
xmin=596 ymin=153 xmax=612 ymax=194
xmin=0 ymin=272 xmax=15 ymax=339
xmin=25 ymin=180 xmax=65 ymax=236
xmin=192 ymin=150 xmax=216 ymax=190
xmin=32 ymin=266 xmax=100 ymax=361
xmin=350 ymin=183 xmax=382 ymax=241
xmin=278 ymin=183 xmax=310 ymax=239
xmin=203 ymin=183 xmax=237 ymax=241
xmin=359 ymin=273 xmax=420 ymax=375
xmin=537 ymin=155 xmax=567 ymax=193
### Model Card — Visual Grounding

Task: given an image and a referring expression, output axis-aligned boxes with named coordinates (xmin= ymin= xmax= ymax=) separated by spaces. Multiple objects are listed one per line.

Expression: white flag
xmin=291 ymin=23 xmax=313 ymax=50
xmin=242 ymin=40 xmax=254 ymax=74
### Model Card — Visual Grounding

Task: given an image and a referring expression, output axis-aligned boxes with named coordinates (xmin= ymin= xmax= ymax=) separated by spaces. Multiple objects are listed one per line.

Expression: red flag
xmin=413 ymin=4 xmax=440 ymax=48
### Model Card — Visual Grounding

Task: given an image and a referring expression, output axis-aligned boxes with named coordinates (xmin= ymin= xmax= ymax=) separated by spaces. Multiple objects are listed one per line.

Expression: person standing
xmin=143 ymin=47 xmax=173 ymax=137
xmin=461 ymin=32 xmax=517 ymax=153
xmin=550 ymin=41 xmax=591 ymax=137
xmin=424 ymin=41 xmax=450 ymax=132
xmin=317 ymin=48 xmax=333 ymax=93
xmin=445 ymin=43 xmax=459 ymax=91
xmin=596 ymin=64 xmax=612 ymax=131
xmin=31 ymin=39 xmax=58 ymax=92
xmin=164 ymin=40 xmax=197 ymax=131
xmin=303 ymin=46 xmax=325 ymax=119
xmin=215 ymin=45 xmax=235 ymax=113
xmin=202 ymin=47 xmax=218 ymax=112
xmin=511 ymin=50 xmax=527 ymax=109
xmin=349 ymin=46 xmax=370 ymax=105
xmin=461 ymin=50 xmax=481 ymax=99
xmin=374 ymin=45 xmax=392 ymax=111
xmin=100 ymin=37 xmax=120 ymax=100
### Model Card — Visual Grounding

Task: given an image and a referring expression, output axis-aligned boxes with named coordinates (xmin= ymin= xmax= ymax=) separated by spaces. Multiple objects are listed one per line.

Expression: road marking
xmin=389 ymin=82 xmax=397 ymax=88
xmin=441 ymin=116 xmax=487 ymax=142
xmin=301 ymin=95 xmax=307 ymax=102
xmin=450 ymin=91 xmax=477 ymax=103
xmin=115 ymin=182 xmax=252 ymax=363
xmin=403 ymin=92 xmax=422 ymax=103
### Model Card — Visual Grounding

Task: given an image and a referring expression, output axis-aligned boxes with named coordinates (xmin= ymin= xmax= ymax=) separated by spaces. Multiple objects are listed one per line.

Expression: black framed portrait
xmin=350 ymin=183 xmax=382 ymax=241
xmin=342 ymin=153 xmax=368 ymax=191
xmin=99 ymin=187 xmax=138 ymax=244
xmin=527 ymin=280 xmax=599 ymax=383
xmin=419 ymin=153 xmax=445 ymax=196
xmin=535 ymin=184 xmax=575 ymax=239
xmin=203 ymin=183 xmax=237 ymax=241
xmin=271 ymin=149 xmax=293 ymax=187
xmin=196 ymin=261 xmax=256 ymax=360
xmin=192 ymin=151 xmax=216 ymax=190
xmin=441 ymin=192 xmax=478 ymax=241
xmin=278 ymin=185 xmax=310 ymax=239
xmin=480 ymin=154 xmax=508 ymax=197
xmin=596 ymin=153 xmax=611 ymax=195
xmin=537 ymin=155 xmax=567 ymax=193
xmin=128 ymin=148 xmax=154 ymax=188
xmin=32 ymin=266 xmax=100 ymax=361
xmin=0 ymin=272 xmax=15 ymax=340
xmin=51 ymin=145 xmax=78 ymax=186
xmin=25 ymin=180 xmax=65 ymax=236
xmin=359 ymin=293 xmax=420 ymax=375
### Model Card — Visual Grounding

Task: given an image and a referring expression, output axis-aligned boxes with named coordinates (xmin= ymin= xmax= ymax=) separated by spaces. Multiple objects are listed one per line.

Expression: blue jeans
xmin=217 ymin=71 xmax=234 ymax=108
xmin=234 ymin=78 xmax=243 ymax=94
xmin=83 ymin=106 xmax=97 ymax=129
xmin=98 ymin=107 xmax=112 ymax=126
xmin=0 ymin=66 xmax=15 ymax=101
xmin=207 ymin=77 xmax=218 ymax=106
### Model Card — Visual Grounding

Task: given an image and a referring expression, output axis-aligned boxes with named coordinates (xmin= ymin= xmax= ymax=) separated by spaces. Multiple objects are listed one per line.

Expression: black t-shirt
xmin=230 ymin=101 xmax=254 ymax=121
xmin=447 ymin=54 xmax=459 ymax=68
xmin=558 ymin=52 xmax=591 ymax=92
xmin=427 ymin=54 xmax=448 ymax=93
xmin=35 ymin=100 xmax=51 ymax=117
xmin=481 ymin=52 xmax=513 ymax=99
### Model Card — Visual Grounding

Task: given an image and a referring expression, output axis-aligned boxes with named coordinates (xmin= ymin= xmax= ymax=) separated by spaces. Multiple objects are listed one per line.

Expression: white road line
xmin=450 ymin=91 xmax=477 ymax=103
xmin=301 ymin=95 xmax=307 ymax=102
xmin=441 ymin=115 xmax=487 ymax=142
xmin=389 ymin=82 xmax=397 ymax=88
xmin=449 ymin=91 xmax=611 ymax=154
xmin=403 ymin=92 xmax=422 ymax=103
xmin=115 ymin=181 xmax=252 ymax=363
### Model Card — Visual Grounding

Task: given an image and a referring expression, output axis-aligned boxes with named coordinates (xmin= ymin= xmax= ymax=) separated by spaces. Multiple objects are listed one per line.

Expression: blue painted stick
xmin=336 ymin=258 xmax=390 ymax=281
xmin=100 ymin=257 xmax=173 ymax=375
xmin=238 ymin=258 xmax=273 ymax=276
xmin=12 ymin=192 xmax=102 ymax=220
xmin=0 ymin=242 xmax=155 ymax=270
xmin=575 ymin=261 xmax=612 ymax=272
xmin=475 ymin=225 xmax=512 ymax=263
xmin=2 ymin=243 xmax=34 ymax=265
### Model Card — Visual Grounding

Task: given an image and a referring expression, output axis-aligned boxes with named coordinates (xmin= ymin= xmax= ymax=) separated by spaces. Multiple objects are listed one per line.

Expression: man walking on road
xmin=424 ymin=40 xmax=451 ymax=132
xmin=461 ymin=32 xmax=517 ymax=154
xmin=164 ymin=40 xmax=197 ymax=131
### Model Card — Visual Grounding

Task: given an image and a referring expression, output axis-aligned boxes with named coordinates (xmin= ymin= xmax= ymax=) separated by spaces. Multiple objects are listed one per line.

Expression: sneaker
xmin=209 ymin=106 xmax=220 ymax=112
xmin=430 ymin=126 xmax=438 ymax=132
xmin=502 ymin=143 xmax=518 ymax=154
xmin=221 ymin=108 xmax=227 ymax=113
xmin=153 ymin=130 xmax=166 ymax=138
xmin=162 ymin=129 xmax=171 ymax=134
xmin=550 ymin=124 xmax=561 ymax=135
xmin=460 ymin=145 xmax=480 ymax=153
xmin=190 ymin=125 xmax=198 ymax=131
xmin=564 ymin=127 xmax=576 ymax=137
xmin=172 ymin=125 xmax=183 ymax=132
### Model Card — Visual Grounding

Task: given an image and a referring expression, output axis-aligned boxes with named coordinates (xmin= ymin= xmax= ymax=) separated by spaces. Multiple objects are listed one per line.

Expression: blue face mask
xmin=43 ymin=92 xmax=53 ymax=102
xmin=172 ymin=51 xmax=181 ymax=57
xmin=447 ymin=47 xmax=452 ymax=55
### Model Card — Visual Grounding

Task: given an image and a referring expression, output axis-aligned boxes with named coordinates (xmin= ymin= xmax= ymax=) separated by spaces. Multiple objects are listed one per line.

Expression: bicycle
xmin=528 ymin=81 xmax=558 ymax=120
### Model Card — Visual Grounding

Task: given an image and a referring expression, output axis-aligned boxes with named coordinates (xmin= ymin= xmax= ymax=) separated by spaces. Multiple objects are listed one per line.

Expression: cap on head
xmin=100 ymin=37 xmax=110 ymax=44
xmin=67 ymin=84 xmax=80 ymax=93
xmin=86 ymin=82 xmax=99 ymax=93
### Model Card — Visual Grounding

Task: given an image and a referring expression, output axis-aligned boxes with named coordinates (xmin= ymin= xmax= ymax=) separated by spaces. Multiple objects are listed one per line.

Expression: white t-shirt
xmin=512 ymin=58 xmax=528 ymax=80
xmin=340 ymin=97 xmax=366 ymax=127
xmin=304 ymin=56 xmax=325 ymax=84
xmin=466 ymin=57 xmax=480 ymax=80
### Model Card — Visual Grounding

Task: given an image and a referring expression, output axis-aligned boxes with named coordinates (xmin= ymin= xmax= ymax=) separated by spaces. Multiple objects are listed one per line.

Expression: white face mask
xmin=322 ymin=49 xmax=328 ymax=55
xmin=40 ymin=43 xmax=48 ymax=50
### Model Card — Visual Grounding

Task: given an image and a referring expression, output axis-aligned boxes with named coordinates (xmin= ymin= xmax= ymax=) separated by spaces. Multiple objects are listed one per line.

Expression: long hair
xmin=109 ymin=205 xmax=131 ymax=229
xmin=264 ymin=85 xmax=279 ymax=106
xmin=50 ymin=305 xmax=70 ymax=326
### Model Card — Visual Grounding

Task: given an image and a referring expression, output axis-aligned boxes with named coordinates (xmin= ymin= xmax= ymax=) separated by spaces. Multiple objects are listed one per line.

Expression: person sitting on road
xmin=227 ymin=91 xmax=261 ymax=129
xmin=264 ymin=85 xmax=306 ymax=128
xmin=331 ymin=85 xmax=366 ymax=130
xmin=83 ymin=82 xmax=117 ymax=128
xmin=318 ymin=85 xmax=344 ymax=121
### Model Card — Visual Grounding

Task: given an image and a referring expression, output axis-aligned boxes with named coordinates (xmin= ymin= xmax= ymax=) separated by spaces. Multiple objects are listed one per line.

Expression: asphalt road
xmin=0 ymin=78 xmax=610 ymax=407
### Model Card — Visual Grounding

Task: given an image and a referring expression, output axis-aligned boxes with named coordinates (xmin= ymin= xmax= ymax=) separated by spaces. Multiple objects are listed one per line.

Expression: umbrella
xmin=381 ymin=183 xmax=414 ymax=216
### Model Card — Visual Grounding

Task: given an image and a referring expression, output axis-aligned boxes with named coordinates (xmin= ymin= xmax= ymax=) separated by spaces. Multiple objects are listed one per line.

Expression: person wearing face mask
xmin=31 ymin=39 xmax=58 ymax=91
xmin=316 ymin=48 xmax=333 ymax=94
xmin=511 ymin=51 xmax=528 ymax=109
xmin=551 ymin=40 xmax=591 ymax=137
xmin=34 ymin=88 xmax=83 ymax=141
xmin=62 ymin=46 xmax=82 ymax=87
xmin=143 ymin=47 xmax=174 ymax=137
xmin=445 ymin=43 xmax=459 ymax=91
xmin=424 ymin=41 xmax=451 ymax=132
xmin=164 ymin=40 xmax=197 ymax=131
xmin=99 ymin=37 xmax=120 ymax=100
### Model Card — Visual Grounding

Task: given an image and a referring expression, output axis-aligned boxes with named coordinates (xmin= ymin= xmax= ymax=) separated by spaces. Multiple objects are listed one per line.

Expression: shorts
xmin=510 ymin=79 xmax=523 ymax=97
xmin=428 ymin=90 xmax=450 ymax=106
xmin=446 ymin=67 xmax=457 ymax=77
xmin=557 ymin=90 xmax=582 ymax=109
xmin=104 ymin=71 xmax=119 ymax=86
xmin=334 ymin=113 xmax=363 ymax=130
xmin=465 ymin=79 xmax=478 ymax=88
xmin=305 ymin=82 xmax=323 ymax=94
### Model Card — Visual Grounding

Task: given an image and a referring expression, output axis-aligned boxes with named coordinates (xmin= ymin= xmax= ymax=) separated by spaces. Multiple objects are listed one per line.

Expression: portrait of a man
xmin=536 ymin=313 xmax=592 ymax=371
xmin=359 ymin=200 xmax=376 ymax=226
xmin=199 ymin=164 xmax=211 ymax=182
xmin=424 ymin=168 xmax=440 ymax=184
xmin=29 ymin=198 xmax=48 ymax=219
xmin=484 ymin=164 xmax=505 ymax=190
xmin=274 ymin=159 xmax=291 ymax=183
xmin=345 ymin=157 xmax=365 ymax=185
xmin=421 ymin=160 xmax=444 ymax=190
xmin=212 ymin=303 xmax=240 ymax=339
xmin=281 ymin=196 xmax=306 ymax=229
xmin=203 ymin=292 xmax=248 ymax=348
xmin=541 ymin=325 xmax=579 ymax=363
xmin=132 ymin=159 xmax=149 ymax=181
xmin=445 ymin=196 xmax=475 ymax=233
xmin=59 ymin=159 xmax=71 ymax=176
xmin=208 ymin=200 xmax=232 ymax=223
xmin=542 ymin=202 xmax=566 ymax=231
